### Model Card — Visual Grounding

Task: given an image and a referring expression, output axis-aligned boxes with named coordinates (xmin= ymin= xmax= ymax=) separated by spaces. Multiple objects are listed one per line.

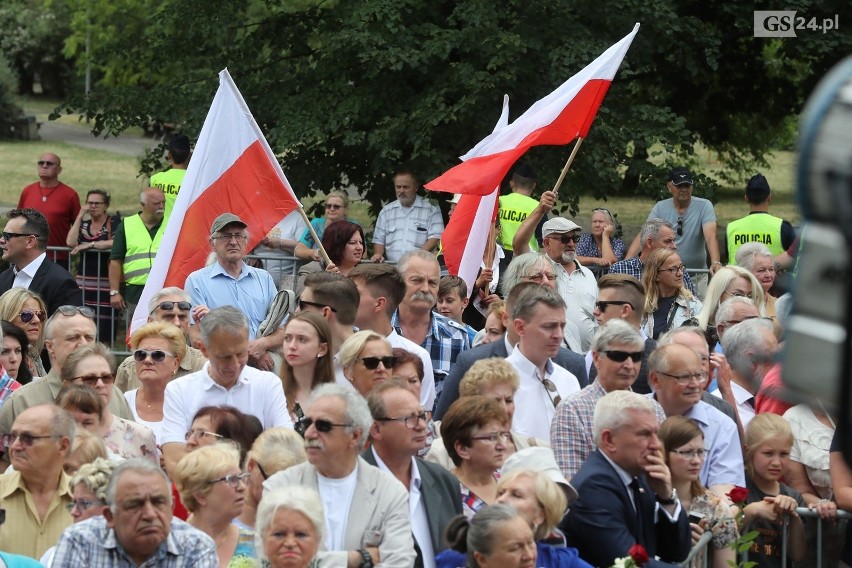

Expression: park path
xmin=38 ymin=119 xmax=157 ymax=157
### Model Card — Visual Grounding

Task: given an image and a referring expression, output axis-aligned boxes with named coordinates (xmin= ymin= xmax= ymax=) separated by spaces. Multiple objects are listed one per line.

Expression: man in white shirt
xmin=349 ymin=262 xmax=436 ymax=409
xmin=160 ymin=306 xmax=291 ymax=474
xmin=264 ymin=384 xmax=415 ymax=568
xmin=365 ymin=381 xmax=461 ymax=568
xmin=506 ymin=285 xmax=580 ymax=441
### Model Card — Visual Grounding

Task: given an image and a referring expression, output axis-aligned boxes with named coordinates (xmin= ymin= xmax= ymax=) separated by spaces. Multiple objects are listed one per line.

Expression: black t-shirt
xmin=652 ymin=295 xmax=677 ymax=340
xmin=743 ymin=478 xmax=805 ymax=568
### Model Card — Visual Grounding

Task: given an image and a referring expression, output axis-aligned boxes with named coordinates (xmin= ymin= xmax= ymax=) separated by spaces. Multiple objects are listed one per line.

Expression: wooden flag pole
xmin=296 ymin=207 xmax=332 ymax=266
xmin=483 ymin=222 xmax=498 ymax=268
xmin=550 ymin=137 xmax=585 ymax=195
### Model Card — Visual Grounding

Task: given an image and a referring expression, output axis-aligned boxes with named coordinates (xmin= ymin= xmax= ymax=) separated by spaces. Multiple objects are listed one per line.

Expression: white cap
xmin=542 ymin=217 xmax=581 ymax=237
xmin=501 ymin=447 xmax=578 ymax=505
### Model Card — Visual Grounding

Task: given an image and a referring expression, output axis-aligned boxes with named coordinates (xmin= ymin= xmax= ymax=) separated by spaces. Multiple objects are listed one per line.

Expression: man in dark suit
xmin=434 ymin=280 xmax=587 ymax=420
xmin=562 ymin=390 xmax=691 ymax=567
xmin=0 ymin=208 xmax=82 ymax=314
xmin=365 ymin=381 xmax=461 ymax=568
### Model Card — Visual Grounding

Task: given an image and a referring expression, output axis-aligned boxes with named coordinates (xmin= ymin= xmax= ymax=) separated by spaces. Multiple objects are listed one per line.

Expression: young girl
xmin=741 ymin=413 xmax=806 ymax=567
xmin=279 ymin=312 xmax=335 ymax=423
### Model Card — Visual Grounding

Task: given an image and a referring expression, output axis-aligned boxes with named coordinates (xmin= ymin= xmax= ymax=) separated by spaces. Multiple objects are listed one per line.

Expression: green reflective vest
xmin=726 ymin=213 xmax=785 ymax=261
xmin=498 ymin=193 xmax=539 ymax=252
xmin=150 ymin=168 xmax=186 ymax=215
xmin=123 ymin=214 xmax=165 ymax=286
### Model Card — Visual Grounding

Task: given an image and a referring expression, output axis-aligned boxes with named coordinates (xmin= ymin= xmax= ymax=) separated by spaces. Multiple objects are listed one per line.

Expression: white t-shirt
xmin=124 ymin=388 xmax=164 ymax=445
xmin=387 ymin=330 xmax=436 ymax=410
xmin=317 ymin=465 xmax=359 ymax=552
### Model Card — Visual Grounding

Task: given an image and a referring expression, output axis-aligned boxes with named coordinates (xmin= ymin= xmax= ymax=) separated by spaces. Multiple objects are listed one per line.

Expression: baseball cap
xmin=542 ymin=217 xmax=581 ymax=237
xmin=502 ymin=447 xmax=579 ymax=505
xmin=746 ymin=173 xmax=771 ymax=201
xmin=210 ymin=213 xmax=247 ymax=236
xmin=669 ymin=167 xmax=694 ymax=186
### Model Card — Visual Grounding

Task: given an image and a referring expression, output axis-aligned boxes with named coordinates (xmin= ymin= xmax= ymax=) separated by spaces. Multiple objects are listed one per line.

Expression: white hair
xmin=593 ymin=390 xmax=656 ymax=445
xmin=255 ymin=486 xmax=325 ymax=561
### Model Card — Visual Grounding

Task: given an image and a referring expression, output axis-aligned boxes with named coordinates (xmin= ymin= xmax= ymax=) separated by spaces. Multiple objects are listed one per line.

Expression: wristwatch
xmin=657 ymin=487 xmax=678 ymax=505
xmin=358 ymin=549 xmax=374 ymax=568
xmin=110 ymin=290 xmax=120 ymax=296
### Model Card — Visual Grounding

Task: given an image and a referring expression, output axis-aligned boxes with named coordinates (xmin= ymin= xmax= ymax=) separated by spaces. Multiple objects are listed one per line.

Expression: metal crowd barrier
xmin=682 ymin=507 xmax=852 ymax=568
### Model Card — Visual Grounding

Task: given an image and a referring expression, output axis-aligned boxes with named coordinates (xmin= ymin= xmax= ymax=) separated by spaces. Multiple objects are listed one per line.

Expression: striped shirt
xmin=372 ymin=196 xmax=444 ymax=262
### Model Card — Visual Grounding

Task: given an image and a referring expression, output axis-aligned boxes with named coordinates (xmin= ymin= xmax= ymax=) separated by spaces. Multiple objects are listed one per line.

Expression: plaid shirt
xmin=0 ymin=372 xmax=21 ymax=407
xmin=51 ymin=516 xmax=217 ymax=567
xmin=551 ymin=381 xmax=667 ymax=480
xmin=392 ymin=310 xmax=470 ymax=410
xmin=609 ymin=256 xmax=697 ymax=295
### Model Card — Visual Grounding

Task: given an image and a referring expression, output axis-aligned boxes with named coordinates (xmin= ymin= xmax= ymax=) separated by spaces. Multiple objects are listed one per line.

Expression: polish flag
xmin=441 ymin=95 xmax=509 ymax=292
xmin=425 ymin=23 xmax=640 ymax=197
xmin=131 ymin=69 xmax=301 ymax=333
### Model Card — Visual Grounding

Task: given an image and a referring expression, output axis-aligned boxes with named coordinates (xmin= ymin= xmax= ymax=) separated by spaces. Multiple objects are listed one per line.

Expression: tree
xmin=56 ymin=0 xmax=850 ymax=214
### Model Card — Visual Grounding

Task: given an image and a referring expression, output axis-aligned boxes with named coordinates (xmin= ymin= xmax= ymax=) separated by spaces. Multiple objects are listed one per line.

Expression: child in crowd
xmin=437 ymin=276 xmax=477 ymax=344
xmin=740 ymin=413 xmax=806 ymax=567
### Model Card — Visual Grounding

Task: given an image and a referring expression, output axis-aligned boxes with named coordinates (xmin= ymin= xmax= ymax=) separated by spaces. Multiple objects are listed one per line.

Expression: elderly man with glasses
xmin=185 ymin=213 xmax=285 ymax=373
xmin=0 ymin=306 xmax=134 ymax=471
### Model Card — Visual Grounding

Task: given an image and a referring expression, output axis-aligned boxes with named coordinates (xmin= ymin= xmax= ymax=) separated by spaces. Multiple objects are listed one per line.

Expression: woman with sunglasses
xmin=60 ymin=343 xmax=157 ymax=462
xmin=442 ymin=396 xmax=511 ymax=519
xmin=175 ymin=443 xmax=255 ymax=567
xmin=338 ymin=330 xmax=394 ymax=396
xmin=295 ymin=220 xmax=366 ymax=296
xmin=0 ymin=288 xmax=48 ymax=378
xmin=576 ymin=207 xmax=625 ymax=270
xmin=123 ymin=321 xmax=186 ymax=445
xmin=67 ymin=188 xmax=118 ymax=342
xmin=640 ymin=248 xmax=703 ymax=340
xmin=237 ymin=427 xmax=307 ymax=532
xmin=279 ymin=312 xmax=334 ymax=423
xmin=293 ymin=191 xmax=354 ymax=262
xmin=659 ymin=416 xmax=737 ymax=568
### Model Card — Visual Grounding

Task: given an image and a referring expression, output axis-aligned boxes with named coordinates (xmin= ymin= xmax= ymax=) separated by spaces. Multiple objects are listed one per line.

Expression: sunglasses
xmin=298 ymin=299 xmax=337 ymax=313
xmin=541 ymin=377 xmax=562 ymax=408
xmin=133 ymin=349 xmax=174 ymax=363
xmin=153 ymin=301 xmax=191 ymax=313
xmin=601 ymin=350 xmax=644 ymax=363
xmin=255 ymin=461 xmax=270 ymax=480
xmin=86 ymin=201 xmax=106 ymax=206
xmin=57 ymin=306 xmax=96 ymax=319
xmin=71 ymin=373 xmax=115 ymax=386
xmin=676 ymin=217 xmax=684 ymax=236
xmin=359 ymin=356 xmax=396 ymax=370
xmin=295 ymin=417 xmax=352 ymax=433
xmin=594 ymin=300 xmax=632 ymax=312
xmin=37 ymin=160 xmax=57 ymax=167
xmin=209 ymin=472 xmax=251 ymax=489
xmin=549 ymin=234 xmax=581 ymax=244
xmin=1 ymin=432 xmax=53 ymax=449
xmin=325 ymin=203 xmax=344 ymax=210
xmin=2 ymin=232 xmax=35 ymax=241
xmin=18 ymin=309 xmax=46 ymax=323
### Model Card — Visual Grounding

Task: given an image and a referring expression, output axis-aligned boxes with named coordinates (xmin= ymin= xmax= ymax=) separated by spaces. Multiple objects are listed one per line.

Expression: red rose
xmin=628 ymin=544 xmax=650 ymax=566
xmin=727 ymin=486 xmax=749 ymax=504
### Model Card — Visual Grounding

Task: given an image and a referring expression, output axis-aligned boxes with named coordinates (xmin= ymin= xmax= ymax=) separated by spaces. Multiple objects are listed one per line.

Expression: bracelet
xmin=711 ymin=261 xmax=722 ymax=266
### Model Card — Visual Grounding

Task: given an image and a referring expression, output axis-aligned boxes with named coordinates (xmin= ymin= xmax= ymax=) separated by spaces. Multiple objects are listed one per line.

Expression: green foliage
xmin=0 ymin=54 xmax=24 ymax=138
xmin=53 ymin=0 xmax=849 ymax=214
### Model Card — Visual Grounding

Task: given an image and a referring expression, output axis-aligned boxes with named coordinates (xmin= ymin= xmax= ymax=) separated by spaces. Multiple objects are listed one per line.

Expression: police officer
xmin=726 ymin=174 xmax=796 ymax=262
xmin=497 ymin=162 xmax=546 ymax=271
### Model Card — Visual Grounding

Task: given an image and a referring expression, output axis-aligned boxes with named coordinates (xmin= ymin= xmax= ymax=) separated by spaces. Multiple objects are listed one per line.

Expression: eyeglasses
xmin=185 ymin=429 xmax=224 ymax=442
xmin=325 ymin=203 xmax=344 ymax=210
xmin=670 ymin=448 xmax=707 ymax=459
xmin=214 ymin=233 xmax=248 ymax=242
xmin=1 ymin=432 xmax=54 ymax=448
xmin=1 ymin=232 xmax=36 ymax=241
xmin=376 ymin=412 xmax=427 ymax=429
xmin=601 ymin=350 xmax=644 ymax=363
xmin=256 ymin=461 xmax=270 ymax=480
xmin=676 ymin=217 xmax=684 ymax=236
xmin=209 ymin=472 xmax=251 ymax=488
xmin=86 ymin=201 xmax=106 ymax=206
xmin=37 ymin=160 xmax=57 ymax=167
xmin=56 ymin=306 xmax=96 ymax=319
xmin=541 ymin=377 xmax=562 ymax=408
xmin=471 ymin=431 xmax=511 ymax=444
xmin=658 ymin=371 xmax=708 ymax=385
xmin=66 ymin=498 xmax=104 ymax=513
xmin=298 ymin=299 xmax=337 ymax=313
xmin=295 ymin=417 xmax=352 ymax=433
xmin=525 ymin=271 xmax=557 ymax=283
xmin=152 ymin=301 xmax=191 ymax=313
xmin=595 ymin=300 xmax=632 ymax=312
xmin=71 ymin=373 xmax=115 ymax=386
xmin=549 ymin=234 xmax=581 ymax=244
xmin=358 ymin=356 xmax=396 ymax=370
xmin=133 ymin=349 xmax=175 ymax=363
xmin=722 ymin=316 xmax=773 ymax=326
xmin=18 ymin=309 xmax=46 ymax=323
xmin=722 ymin=290 xmax=750 ymax=299
xmin=659 ymin=264 xmax=685 ymax=275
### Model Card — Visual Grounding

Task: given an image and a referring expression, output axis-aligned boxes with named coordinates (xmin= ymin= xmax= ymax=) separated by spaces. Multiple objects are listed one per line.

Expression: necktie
xmin=746 ymin=397 xmax=755 ymax=409
xmin=630 ymin=478 xmax=646 ymax=545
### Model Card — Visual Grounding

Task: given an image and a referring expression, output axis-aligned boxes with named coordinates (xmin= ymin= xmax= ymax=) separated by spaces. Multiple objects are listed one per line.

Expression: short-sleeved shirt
xmin=0 ymin=470 xmax=72 ymax=558
xmin=372 ymin=196 xmax=444 ymax=262
xmin=255 ymin=211 xmax=308 ymax=287
xmin=18 ymin=181 xmax=81 ymax=253
xmin=743 ymin=479 xmax=804 ymax=568
xmin=647 ymin=197 xmax=716 ymax=269
xmin=576 ymin=233 xmax=626 ymax=261
xmin=553 ymin=260 xmax=598 ymax=352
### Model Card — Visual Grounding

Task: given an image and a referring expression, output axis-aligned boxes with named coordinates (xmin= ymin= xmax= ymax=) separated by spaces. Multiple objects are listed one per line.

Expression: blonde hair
xmin=497 ymin=469 xmax=567 ymax=540
xmin=460 ymin=358 xmax=520 ymax=397
xmin=338 ymin=330 xmax=390 ymax=370
xmin=326 ymin=190 xmax=350 ymax=209
xmin=70 ymin=457 xmax=117 ymax=501
xmin=0 ymin=288 xmax=48 ymax=351
xmin=247 ymin=427 xmax=307 ymax=477
xmin=129 ymin=321 xmax=187 ymax=363
xmin=174 ymin=443 xmax=241 ymax=512
xmin=66 ymin=429 xmax=108 ymax=474
xmin=744 ymin=413 xmax=793 ymax=479
xmin=641 ymin=248 xmax=693 ymax=314
xmin=697 ymin=266 xmax=765 ymax=329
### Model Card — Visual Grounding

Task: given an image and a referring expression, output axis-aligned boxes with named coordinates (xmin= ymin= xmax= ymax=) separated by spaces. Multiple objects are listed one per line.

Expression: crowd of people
xmin=0 ymin=149 xmax=842 ymax=568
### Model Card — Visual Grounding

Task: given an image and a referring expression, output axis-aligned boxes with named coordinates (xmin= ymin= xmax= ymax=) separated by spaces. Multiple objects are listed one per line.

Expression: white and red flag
xmin=440 ymin=95 xmax=509 ymax=292
xmin=425 ymin=23 xmax=640 ymax=197
xmin=131 ymin=69 xmax=301 ymax=333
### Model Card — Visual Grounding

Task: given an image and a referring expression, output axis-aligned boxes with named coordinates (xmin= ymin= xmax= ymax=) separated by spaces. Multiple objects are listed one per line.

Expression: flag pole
xmin=483 ymin=223 xmax=497 ymax=267
xmin=550 ymin=137 xmax=585 ymax=195
xmin=297 ymin=207 xmax=332 ymax=266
